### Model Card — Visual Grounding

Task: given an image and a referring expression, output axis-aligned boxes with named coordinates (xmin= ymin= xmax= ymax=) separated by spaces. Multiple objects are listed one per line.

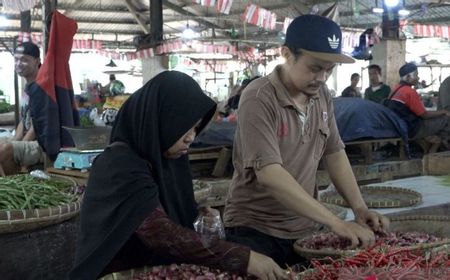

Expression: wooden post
xmin=212 ymin=147 xmax=232 ymax=177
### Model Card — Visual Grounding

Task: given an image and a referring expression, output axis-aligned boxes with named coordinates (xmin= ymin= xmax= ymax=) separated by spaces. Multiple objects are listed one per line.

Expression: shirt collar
xmin=268 ymin=65 xmax=320 ymax=109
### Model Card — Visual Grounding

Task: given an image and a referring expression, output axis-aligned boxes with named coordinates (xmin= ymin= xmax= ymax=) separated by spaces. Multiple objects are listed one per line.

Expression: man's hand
xmin=330 ymin=220 xmax=375 ymax=249
xmin=353 ymin=208 xmax=390 ymax=233
xmin=247 ymin=251 xmax=288 ymax=280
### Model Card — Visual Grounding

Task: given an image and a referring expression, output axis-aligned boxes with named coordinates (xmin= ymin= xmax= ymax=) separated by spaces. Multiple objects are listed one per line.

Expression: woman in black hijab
xmin=69 ymin=71 xmax=286 ymax=280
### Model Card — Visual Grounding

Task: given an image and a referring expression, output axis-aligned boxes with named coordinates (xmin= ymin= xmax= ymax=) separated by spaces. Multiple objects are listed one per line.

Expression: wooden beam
xmin=57 ymin=3 xmax=144 ymax=14
xmin=125 ymin=0 xmax=150 ymax=34
xmin=2 ymin=13 xmax=147 ymax=25
xmin=162 ymin=0 xmax=222 ymax=30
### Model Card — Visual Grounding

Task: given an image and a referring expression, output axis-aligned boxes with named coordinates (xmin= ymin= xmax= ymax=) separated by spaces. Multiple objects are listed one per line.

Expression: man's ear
xmin=280 ymin=46 xmax=291 ymax=61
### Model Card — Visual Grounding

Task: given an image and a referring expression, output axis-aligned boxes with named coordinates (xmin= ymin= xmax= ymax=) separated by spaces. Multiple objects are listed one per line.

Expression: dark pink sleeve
xmin=135 ymin=206 xmax=251 ymax=274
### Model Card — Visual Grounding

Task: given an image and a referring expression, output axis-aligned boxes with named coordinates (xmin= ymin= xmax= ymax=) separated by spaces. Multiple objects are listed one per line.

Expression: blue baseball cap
xmin=285 ymin=15 xmax=354 ymax=63
xmin=14 ymin=42 xmax=40 ymax=58
xmin=399 ymin=62 xmax=417 ymax=77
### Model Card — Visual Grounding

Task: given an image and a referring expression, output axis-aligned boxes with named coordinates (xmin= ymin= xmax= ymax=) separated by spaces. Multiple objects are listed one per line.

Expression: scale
xmin=53 ymin=148 xmax=103 ymax=171
xmin=53 ymin=126 xmax=111 ymax=172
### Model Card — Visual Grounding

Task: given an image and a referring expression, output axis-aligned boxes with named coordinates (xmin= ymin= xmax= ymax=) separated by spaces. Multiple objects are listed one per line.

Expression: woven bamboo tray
xmin=320 ymin=186 xmax=422 ymax=208
xmin=293 ymin=215 xmax=450 ymax=260
xmin=100 ymin=266 xmax=151 ymax=280
xmin=323 ymin=203 xmax=347 ymax=220
xmin=0 ymin=175 xmax=81 ymax=234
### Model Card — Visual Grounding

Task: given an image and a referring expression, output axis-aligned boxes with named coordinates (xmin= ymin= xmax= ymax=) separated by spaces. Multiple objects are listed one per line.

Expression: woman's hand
xmin=247 ymin=251 xmax=289 ymax=280
xmin=353 ymin=208 xmax=390 ymax=233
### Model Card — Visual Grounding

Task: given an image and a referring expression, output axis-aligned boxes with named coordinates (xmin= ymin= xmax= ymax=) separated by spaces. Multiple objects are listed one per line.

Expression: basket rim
xmin=320 ymin=185 xmax=422 ymax=208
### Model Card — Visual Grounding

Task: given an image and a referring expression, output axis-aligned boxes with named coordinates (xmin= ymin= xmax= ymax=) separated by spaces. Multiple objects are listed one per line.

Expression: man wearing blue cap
xmin=384 ymin=62 xmax=450 ymax=151
xmin=223 ymin=15 xmax=389 ymax=267
xmin=0 ymin=42 xmax=44 ymax=175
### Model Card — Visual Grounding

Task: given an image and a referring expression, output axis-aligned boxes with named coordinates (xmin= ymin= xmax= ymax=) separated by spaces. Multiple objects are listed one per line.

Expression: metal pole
xmin=42 ymin=0 xmax=57 ymax=55
xmin=13 ymin=38 xmax=20 ymax=126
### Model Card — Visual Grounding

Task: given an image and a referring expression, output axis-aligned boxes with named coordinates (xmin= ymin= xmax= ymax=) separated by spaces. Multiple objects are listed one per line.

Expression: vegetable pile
xmin=298 ymin=231 xmax=444 ymax=250
xmin=133 ymin=264 xmax=250 ymax=280
xmin=0 ymin=175 xmax=78 ymax=210
xmin=302 ymin=246 xmax=450 ymax=279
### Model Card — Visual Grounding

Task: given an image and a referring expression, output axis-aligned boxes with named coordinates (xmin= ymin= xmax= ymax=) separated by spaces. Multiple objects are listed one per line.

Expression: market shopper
xmin=0 ymin=42 xmax=44 ymax=175
xmin=69 ymin=71 xmax=288 ymax=280
xmin=364 ymin=64 xmax=391 ymax=104
xmin=223 ymin=15 xmax=390 ymax=266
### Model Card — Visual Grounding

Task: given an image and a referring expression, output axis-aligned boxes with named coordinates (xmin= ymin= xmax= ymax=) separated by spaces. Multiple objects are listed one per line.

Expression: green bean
xmin=0 ymin=174 xmax=78 ymax=210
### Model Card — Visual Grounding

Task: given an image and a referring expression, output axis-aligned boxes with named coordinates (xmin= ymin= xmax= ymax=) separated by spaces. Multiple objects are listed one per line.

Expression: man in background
xmin=0 ymin=42 xmax=44 ymax=175
xmin=364 ymin=64 xmax=391 ymax=104
xmin=341 ymin=73 xmax=361 ymax=97
xmin=385 ymin=62 xmax=450 ymax=152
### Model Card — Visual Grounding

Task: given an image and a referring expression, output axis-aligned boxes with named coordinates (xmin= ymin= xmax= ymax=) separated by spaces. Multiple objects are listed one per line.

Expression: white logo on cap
xmin=328 ymin=35 xmax=339 ymax=49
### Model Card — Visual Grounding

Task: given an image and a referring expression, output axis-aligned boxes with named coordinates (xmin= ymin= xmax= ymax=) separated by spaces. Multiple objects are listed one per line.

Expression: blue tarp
xmin=334 ymin=97 xmax=408 ymax=142
xmin=193 ymin=98 xmax=409 ymax=149
xmin=192 ymin=121 xmax=237 ymax=148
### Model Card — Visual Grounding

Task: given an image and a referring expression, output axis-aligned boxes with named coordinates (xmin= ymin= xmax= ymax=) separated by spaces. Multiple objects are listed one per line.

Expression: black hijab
xmin=110 ymin=70 xmax=216 ymax=225
xmin=70 ymin=71 xmax=216 ymax=280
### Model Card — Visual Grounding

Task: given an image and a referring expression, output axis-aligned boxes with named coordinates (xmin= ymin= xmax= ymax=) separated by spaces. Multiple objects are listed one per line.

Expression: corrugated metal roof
xmin=0 ymin=0 xmax=448 ymax=50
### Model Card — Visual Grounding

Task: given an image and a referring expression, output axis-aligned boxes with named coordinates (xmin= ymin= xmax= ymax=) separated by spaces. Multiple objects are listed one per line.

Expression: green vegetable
xmin=0 ymin=175 xmax=78 ymax=210
xmin=79 ymin=114 xmax=94 ymax=128
xmin=0 ymin=101 xmax=13 ymax=114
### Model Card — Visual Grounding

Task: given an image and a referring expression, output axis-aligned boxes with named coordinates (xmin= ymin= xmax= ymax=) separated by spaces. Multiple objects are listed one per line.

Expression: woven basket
xmin=320 ymin=186 xmax=422 ymax=208
xmin=0 ymin=175 xmax=81 ymax=234
xmin=100 ymin=266 xmax=151 ymax=280
xmin=322 ymin=203 xmax=347 ymax=220
xmin=293 ymin=215 xmax=450 ymax=260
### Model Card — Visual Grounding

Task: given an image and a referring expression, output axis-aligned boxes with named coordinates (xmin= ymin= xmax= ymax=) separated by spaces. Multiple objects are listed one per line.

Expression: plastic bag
xmin=193 ymin=207 xmax=225 ymax=248
xmin=29 ymin=170 xmax=51 ymax=180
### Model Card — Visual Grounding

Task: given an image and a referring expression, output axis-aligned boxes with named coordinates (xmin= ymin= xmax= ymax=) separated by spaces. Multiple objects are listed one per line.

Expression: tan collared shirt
xmin=223 ymin=65 xmax=344 ymax=239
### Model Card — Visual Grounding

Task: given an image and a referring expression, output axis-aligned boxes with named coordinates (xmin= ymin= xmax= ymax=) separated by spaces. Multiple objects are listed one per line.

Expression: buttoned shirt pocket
xmin=314 ymin=124 xmax=330 ymax=160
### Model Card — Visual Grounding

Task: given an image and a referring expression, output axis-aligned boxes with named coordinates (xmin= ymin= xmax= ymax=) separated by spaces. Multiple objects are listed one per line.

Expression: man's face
xmin=14 ymin=53 xmax=39 ymax=78
xmin=351 ymin=75 xmax=360 ymax=86
xmin=283 ymin=49 xmax=336 ymax=96
xmin=368 ymin=68 xmax=381 ymax=85
xmin=408 ymin=71 xmax=420 ymax=86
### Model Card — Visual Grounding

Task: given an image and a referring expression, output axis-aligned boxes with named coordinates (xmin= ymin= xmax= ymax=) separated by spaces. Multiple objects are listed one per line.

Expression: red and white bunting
xmin=72 ymin=39 xmax=102 ymax=50
xmin=341 ymin=31 xmax=360 ymax=50
xmin=414 ymin=24 xmax=450 ymax=39
xmin=193 ymin=0 xmax=216 ymax=7
xmin=97 ymin=50 xmax=122 ymax=60
xmin=18 ymin=32 xmax=103 ymax=50
xmin=17 ymin=32 xmax=41 ymax=44
xmin=242 ymin=4 xmax=277 ymax=30
xmin=242 ymin=4 xmax=259 ymax=26
xmin=265 ymin=48 xmax=281 ymax=56
xmin=217 ymin=0 xmax=233 ymax=15
xmin=135 ymin=48 xmax=155 ymax=59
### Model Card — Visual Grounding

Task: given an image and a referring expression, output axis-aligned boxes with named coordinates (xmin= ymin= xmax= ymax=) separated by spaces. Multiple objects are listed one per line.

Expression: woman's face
xmin=164 ymin=120 xmax=201 ymax=159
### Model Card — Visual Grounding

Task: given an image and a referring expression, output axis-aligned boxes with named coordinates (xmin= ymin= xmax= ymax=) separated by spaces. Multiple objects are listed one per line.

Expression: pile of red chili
xmin=133 ymin=263 xmax=250 ymax=280
xmin=302 ymin=245 xmax=450 ymax=280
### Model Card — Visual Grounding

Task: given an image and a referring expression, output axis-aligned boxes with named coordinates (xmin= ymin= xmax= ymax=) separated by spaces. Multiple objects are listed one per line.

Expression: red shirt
xmin=391 ymin=84 xmax=426 ymax=117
